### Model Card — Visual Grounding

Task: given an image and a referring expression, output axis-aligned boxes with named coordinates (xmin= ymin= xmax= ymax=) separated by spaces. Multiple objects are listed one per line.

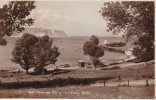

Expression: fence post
xmin=128 ymin=80 xmax=129 ymax=87
xmin=119 ymin=75 xmax=121 ymax=81
xmin=48 ymin=78 xmax=51 ymax=85
xmin=149 ymin=73 xmax=151 ymax=77
xmin=81 ymin=79 xmax=83 ymax=87
xmin=33 ymin=78 xmax=34 ymax=87
xmin=103 ymin=80 xmax=105 ymax=87
xmin=146 ymin=80 xmax=149 ymax=86
xmin=0 ymin=78 xmax=1 ymax=86
xmin=17 ymin=79 xmax=19 ymax=88
xmin=13 ymin=81 xmax=16 ymax=88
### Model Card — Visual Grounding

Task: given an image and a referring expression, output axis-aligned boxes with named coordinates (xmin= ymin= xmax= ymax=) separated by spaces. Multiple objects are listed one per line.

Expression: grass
xmin=0 ymin=63 xmax=154 ymax=98
xmin=0 ymin=85 xmax=154 ymax=98
xmin=0 ymin=63 xmax=154 ymax=81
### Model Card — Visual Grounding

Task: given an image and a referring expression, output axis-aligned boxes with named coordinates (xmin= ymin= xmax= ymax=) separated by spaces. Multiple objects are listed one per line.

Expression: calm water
xmin=0 ymin=36 xmax=128 ymax=70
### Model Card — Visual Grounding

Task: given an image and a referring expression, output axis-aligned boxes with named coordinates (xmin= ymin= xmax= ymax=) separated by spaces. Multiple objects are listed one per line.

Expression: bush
xmin=86 ymin=62 xmax=91 ymax=65
xmin=111 ymin=66 xmax=120 ymax=70
xmin=64 ymin=64 xmax=70 ymax=68
xmin=34 ymin=68 xmax=47 ymax=74
xmin=99 ymin=62 xmax=105 ymax=67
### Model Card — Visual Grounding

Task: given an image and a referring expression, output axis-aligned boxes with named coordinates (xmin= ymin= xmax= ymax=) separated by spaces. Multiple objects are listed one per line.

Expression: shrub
xmin=64 ymin=64 xmax=70 ymax=67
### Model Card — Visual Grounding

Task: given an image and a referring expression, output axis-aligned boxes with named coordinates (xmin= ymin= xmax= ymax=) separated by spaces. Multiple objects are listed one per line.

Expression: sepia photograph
xmin=0 ymin=0 xmax=155 ymax=99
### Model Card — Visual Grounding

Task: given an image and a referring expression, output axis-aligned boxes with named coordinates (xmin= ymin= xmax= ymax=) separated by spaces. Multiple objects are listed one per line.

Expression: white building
xmin=125 ymin=48 xmax=133 ymax=56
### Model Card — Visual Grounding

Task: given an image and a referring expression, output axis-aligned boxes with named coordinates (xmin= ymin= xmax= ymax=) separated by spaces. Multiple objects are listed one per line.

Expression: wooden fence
xmin=0 ymin=77 xmax=114 ymax=89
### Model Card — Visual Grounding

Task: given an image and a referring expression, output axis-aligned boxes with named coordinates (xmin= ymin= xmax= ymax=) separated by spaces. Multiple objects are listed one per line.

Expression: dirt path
xmin=91 ymin=79 xmax=154 ymax=87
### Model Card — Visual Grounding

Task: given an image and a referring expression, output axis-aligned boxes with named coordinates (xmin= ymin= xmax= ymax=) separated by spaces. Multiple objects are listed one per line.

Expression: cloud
xmin=29 ymin=1 xmax=116 ymax=36
xmin=0 ymin=0 xmax=120 ymax=36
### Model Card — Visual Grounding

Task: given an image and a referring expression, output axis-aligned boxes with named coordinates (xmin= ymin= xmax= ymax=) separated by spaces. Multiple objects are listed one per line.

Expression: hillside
xmin=12 ymin=28 xmax=67 ymax=37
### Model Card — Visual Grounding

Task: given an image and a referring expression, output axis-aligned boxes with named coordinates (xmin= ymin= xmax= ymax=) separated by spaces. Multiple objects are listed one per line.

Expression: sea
xmin=0 ymin=36 xmax=130 ymax=70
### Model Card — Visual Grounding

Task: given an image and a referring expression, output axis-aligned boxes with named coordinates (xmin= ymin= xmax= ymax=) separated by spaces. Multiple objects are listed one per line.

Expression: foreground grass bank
xmin=0 ymin=85 xmax=154 ymax=99
xmin=0 ymin=62 xmax=154 ymax=98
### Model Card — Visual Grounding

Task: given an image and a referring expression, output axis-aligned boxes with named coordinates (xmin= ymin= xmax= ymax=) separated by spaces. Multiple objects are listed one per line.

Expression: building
xmin=78 ymin=60 xmax=85 ymax=68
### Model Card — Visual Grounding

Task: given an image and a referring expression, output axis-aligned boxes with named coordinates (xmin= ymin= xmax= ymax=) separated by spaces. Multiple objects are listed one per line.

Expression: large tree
xmin=12 ymin=33 xmax=38 ymax=74
xmin=101 ymin=1 xmax=154 ymax=61
xmin=83 ymin=35 xmax=104 ymax=68
xmin=0 ymin=1 xmax=36 ymax=45
xmin=12 ymin=34 xmax=60 ymax=74
xmin=33 ymin=35 xmax=60 ymax=74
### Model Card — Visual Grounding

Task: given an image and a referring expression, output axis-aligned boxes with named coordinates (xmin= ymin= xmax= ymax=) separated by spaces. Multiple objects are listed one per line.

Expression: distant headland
xmin=12 ymin=28 xmax=67 ymax=37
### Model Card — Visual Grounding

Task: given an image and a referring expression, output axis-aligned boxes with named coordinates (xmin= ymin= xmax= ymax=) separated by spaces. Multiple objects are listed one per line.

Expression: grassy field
xmin=0 ymin=62 xmax=154 ymax=98
xmin=1 ymin=62 xmax=154 ymax=80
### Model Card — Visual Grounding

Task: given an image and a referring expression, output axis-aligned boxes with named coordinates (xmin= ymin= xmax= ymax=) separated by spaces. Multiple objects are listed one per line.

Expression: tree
xmin=83 ymin=35 xmax=104 ymax=68
xmin=133 ymin=34 xmax=154 ymax=61
xmin=100 ymin=1 xmax=154 ymax=62
xmin=92 ymin=58 xmax=100 ymax=67
xmin=12 ymin=33 xmax=38 ymax=74
xmin=90 ymin=35 xmax=99 ymax=45
xmin=83 ymin=41 xmax=97 ymax=58
xmin=0 ymin=1 xmax=36 ymax=45
xmin=33 ymin=35 xmax=60 ymax=74
xmin=12 ymin=34 xmax=60 ymax=74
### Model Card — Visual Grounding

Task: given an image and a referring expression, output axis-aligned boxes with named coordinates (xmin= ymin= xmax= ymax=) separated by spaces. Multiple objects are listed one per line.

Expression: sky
xmin=0 ymin=0 xmax=123 ymax=37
